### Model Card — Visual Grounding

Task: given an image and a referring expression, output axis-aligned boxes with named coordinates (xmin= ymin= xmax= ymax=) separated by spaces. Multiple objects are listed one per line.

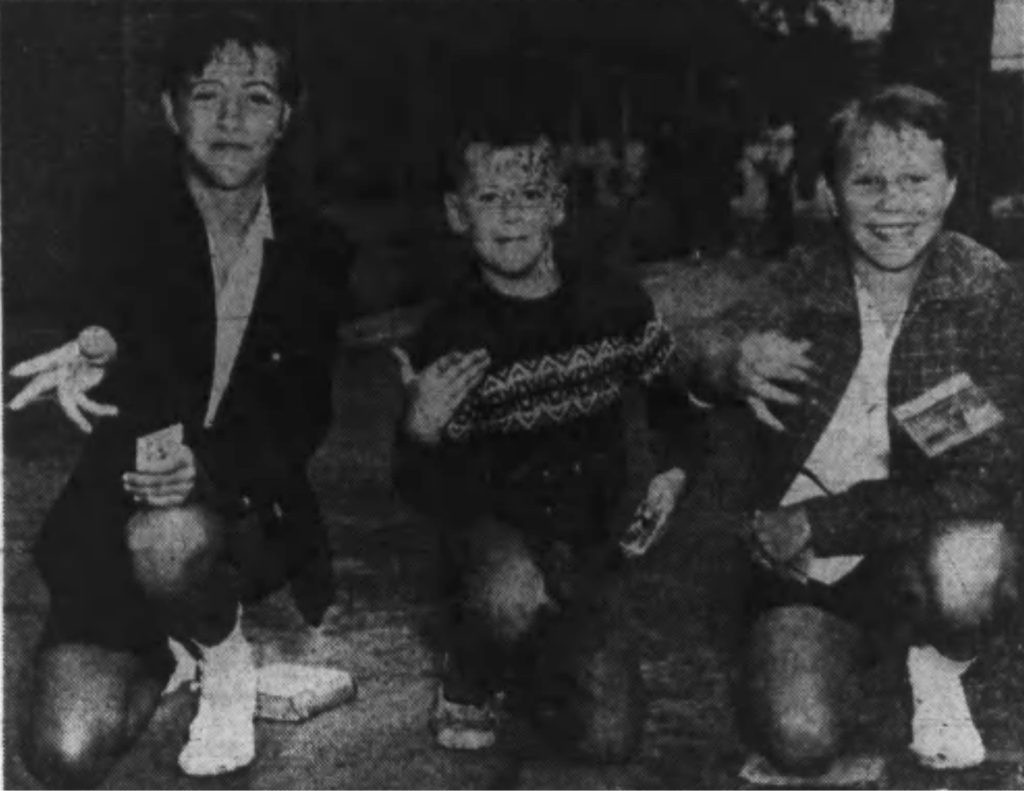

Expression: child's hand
xmin=392 ymin=347 xmax=490 ymax=445
xmin=733 ymin=331 xmax=816 ymax=431
xmin=122 ymin=445 xmax=198 ymax=508
xmin=7 ymin=327 xmax=119 ymax=433
xmin=621 ymin=468 xmax=687 ymax=559
xmin=747 ymin=505 xmax=814 ymax=580
xmin=644 ymin=468 xmax=687 ymax=527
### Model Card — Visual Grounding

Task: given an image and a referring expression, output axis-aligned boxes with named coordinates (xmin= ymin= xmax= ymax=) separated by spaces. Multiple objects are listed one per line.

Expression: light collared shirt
xmin=782 ymin=277 xmax=907 ymax=582
xmin=203 ymin=191 xmax=273 ymax=427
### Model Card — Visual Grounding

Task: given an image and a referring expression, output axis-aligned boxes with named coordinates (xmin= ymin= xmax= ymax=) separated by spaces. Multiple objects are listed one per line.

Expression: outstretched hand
xmin=7 ymin=328 xmax=119 ymax=433
xmin=392 ymin=346 xmax=490 ymax=445
xmin=733 ymin=330 xmax=815 ymax=432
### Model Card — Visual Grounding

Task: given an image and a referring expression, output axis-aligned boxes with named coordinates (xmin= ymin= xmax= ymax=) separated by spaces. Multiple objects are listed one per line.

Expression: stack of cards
xmin=620 ymin=503 xmax=673 ymax=559
xmin=256 ymin=663 xmax=357 ymax=723
xmin=135 ymin=424 xmax=184 ymax=471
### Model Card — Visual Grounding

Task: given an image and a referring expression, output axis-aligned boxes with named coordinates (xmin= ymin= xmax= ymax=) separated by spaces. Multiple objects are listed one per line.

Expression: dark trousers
xmin=441 ymin=519 xmax=643 ymax=762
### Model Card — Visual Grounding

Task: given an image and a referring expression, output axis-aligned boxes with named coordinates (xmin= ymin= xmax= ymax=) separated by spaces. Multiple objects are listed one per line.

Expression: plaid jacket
xmin=693 ymin=231 xmax=1024 ymax=555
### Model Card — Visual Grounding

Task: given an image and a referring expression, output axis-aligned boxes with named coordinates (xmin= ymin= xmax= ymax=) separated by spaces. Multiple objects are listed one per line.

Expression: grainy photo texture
xmin=3 ymin=1 xmax=1023 ymax=788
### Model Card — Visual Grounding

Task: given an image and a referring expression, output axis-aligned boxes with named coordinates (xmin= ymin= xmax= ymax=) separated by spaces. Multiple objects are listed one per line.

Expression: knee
xmin=126 ymin=504 xmax=224 ymax=599
xmin=473 ymin=555 xmax=551 ymax=646
xmin=575 ymin=687 xmax=644 ymax=764
xmin=762 ymin=698 xmax=843 ymax=775
xmin=24 ymin=712 xmax=123 ymax=788
xmin=745 ymin=607 xmax=853 ymax=775
xmin=926 ymin=520 xmax=1016 ymax=631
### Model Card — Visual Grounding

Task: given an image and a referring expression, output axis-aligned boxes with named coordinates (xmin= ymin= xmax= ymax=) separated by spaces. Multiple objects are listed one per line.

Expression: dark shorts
xmin=743 ymin=547 xmax=929 ymax=660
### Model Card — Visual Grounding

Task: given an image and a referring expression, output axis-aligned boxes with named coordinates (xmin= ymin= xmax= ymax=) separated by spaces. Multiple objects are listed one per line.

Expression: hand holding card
xmin=135 ymin=424 xmax=185 ymax=472
xmin=125 ymin=424 xmax=197 ymax=507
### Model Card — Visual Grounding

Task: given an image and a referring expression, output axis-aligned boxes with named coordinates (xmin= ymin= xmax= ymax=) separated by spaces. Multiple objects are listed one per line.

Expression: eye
xmin=901 ymin=174 xmax=929 ymax=186
xmin=523 ymin=187 xmax=546 ymax=202
xmin=475 ymin=191 xmax=500 ymax=205
xmin=189 ymin=88 xmax=220 ymax=103
xmin=246 ymin=89 xmax=277 ymax=107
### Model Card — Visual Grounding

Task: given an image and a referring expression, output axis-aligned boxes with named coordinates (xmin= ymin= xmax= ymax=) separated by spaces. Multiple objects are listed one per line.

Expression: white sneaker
xmin=163 ymin=638 xmax=199 ymax=696
xmin=178 ymin=613 xmax=257 ymax=776
xmin=908 ymin=645 xmax=986 ymax=769
xmin=431 ymin=688 xmax=499 ymax=751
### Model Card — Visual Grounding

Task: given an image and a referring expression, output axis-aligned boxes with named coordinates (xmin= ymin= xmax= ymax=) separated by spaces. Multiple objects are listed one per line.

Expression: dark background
xmin=2 ymin=0 xmax=1022 ymax=320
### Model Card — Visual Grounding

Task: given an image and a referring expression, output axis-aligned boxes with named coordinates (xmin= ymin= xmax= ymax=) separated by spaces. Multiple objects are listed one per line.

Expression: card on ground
xmin=256 ymin=663 xmax=357 ymax=723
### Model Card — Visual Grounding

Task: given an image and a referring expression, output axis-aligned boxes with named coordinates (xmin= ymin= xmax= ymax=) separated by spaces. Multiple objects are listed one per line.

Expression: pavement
xmin=4 ymin=269 xmax=1024 ymax=788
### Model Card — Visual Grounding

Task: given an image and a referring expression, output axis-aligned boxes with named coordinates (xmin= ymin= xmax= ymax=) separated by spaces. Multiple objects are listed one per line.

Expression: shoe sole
xmin=435 ymin=730 xmax=496 ymax=751
xmin=910 ymin=749 xmax=986 ymax=771
xmin=179 ymin=753 xmax=255 ymax=778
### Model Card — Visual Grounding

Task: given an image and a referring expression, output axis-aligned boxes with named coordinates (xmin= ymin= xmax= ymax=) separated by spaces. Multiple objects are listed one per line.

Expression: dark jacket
xmin=35 ymin=167 xmax=353 ymax=637
xmin=691 ymin=232 xmax=1024 ymax=556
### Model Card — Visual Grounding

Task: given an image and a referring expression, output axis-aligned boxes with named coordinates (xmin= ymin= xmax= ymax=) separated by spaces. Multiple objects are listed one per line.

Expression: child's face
xmin=830 ymin=122 xmax=956 ymax=273
xmin=446 ymin=143 xmax=566 ymax=284
xmin=163 ymin=41 xmax=291 ymax=191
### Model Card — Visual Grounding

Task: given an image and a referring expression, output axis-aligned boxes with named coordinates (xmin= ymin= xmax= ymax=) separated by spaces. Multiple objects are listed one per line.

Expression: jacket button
xmin=270 ymin=351 xmax=282 ymax=363
xmin=240 ymin=495 xmax=252 ymax=510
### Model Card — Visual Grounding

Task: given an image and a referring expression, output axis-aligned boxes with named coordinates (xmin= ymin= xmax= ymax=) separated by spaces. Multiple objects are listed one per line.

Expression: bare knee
xmin=25 ymin=701 xmax=125 ymax=788
xmin=126 ymin=504 xmax=224 ymax=599
xmin=927 ymin=520 xmax=1015 ymax=631
xmin=472 ymin=554 xmax=551 ymax=646
xmin=762 ymin=696 xmax=842 ymax=774
xmin=746 ymin=606 xmax=854 ymax=775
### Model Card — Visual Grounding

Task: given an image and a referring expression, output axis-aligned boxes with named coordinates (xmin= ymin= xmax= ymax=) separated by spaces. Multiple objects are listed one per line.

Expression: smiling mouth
xmin=495 ymin=235 xmax=528 ymax=244
xmin=210 ymin=142 xmax=251 ymax=152
xmin=868 ymin=223 xmax=917 ymax=238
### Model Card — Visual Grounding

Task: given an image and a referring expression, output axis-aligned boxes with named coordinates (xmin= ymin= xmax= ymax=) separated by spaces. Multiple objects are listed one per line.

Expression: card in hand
xmin=619 ymin=503 xmax=671 ymax=559
xmin=135 ymin=424 xmax=184 ymax=472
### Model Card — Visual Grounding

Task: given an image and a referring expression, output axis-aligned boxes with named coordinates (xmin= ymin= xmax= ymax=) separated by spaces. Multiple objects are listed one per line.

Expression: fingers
xmin=57 ymin=381 xmax=94 ymax=433
xmin=123 ymin=465 xmax=194 ymax=488
xmin=427 ymin=349 xmax=489 ymax=385
xmin=748 ymin=375 xmax=801 ymax=406
xmin=421 ymin=350 xmax=490 ymax=408
xmin=390 ymin=346 xmax=416 ymax=386
xmin=441 ymin=356 xmax=490 ymax=404
xmin=77 ymin=392 xmax=119 ymax=418
xmin=7 ymin=340 xmax=80 ymax=378
xmin=135 ymin=492 xmax=191 ymax=508
xmin=737 ymin=332 xmax=817 ymax=397
xmin=748 ymin=396 xmax=786 ymax=432
xmin=123 ymin=450 xmax=195 ymax=506
xmin=7 ymin=369 xmax=61 ymax=410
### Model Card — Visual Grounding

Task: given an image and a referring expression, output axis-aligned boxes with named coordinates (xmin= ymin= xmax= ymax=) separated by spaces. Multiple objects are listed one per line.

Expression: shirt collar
xmin=249 ymin=189 xmax=275 ymax=244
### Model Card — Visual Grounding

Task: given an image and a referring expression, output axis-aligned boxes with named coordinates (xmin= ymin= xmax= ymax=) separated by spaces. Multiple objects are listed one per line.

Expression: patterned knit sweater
xmin=394 ymin=259 xmax=691 ymax=547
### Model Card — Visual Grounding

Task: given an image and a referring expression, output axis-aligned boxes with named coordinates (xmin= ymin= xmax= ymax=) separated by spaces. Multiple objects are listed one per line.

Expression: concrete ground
xmin=4 ymin=269 xmax=1024 ymax=788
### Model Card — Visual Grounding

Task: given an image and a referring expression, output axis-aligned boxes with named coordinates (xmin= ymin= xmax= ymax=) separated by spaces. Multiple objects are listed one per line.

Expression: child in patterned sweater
xmin=393 ymin=127 xmax=693 ymax=761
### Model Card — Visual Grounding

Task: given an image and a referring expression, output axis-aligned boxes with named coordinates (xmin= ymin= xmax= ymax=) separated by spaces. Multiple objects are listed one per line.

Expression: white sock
xmin=908 ymin=645 xmax=985 ymax=769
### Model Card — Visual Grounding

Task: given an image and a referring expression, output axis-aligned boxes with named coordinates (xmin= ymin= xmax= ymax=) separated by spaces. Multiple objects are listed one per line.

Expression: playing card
xmin=135 ymin=424 xmax=184 ymax=472
xmin=893 ymin=373 xmax=1004 ymax=458
xmin=256 ymin=663 xmax=357 ymax=722
xmin=619 ymin=503 xmax=671 ymax=559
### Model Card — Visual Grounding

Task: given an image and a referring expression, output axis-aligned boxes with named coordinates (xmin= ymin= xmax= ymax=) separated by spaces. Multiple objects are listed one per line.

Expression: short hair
xmin=444 ymin=128 xmax=561 ymax=194
xmin=821 ymin=84 xmax=959 ymax=187
xmin=161 ymin=8 xmax=300 ymax=105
